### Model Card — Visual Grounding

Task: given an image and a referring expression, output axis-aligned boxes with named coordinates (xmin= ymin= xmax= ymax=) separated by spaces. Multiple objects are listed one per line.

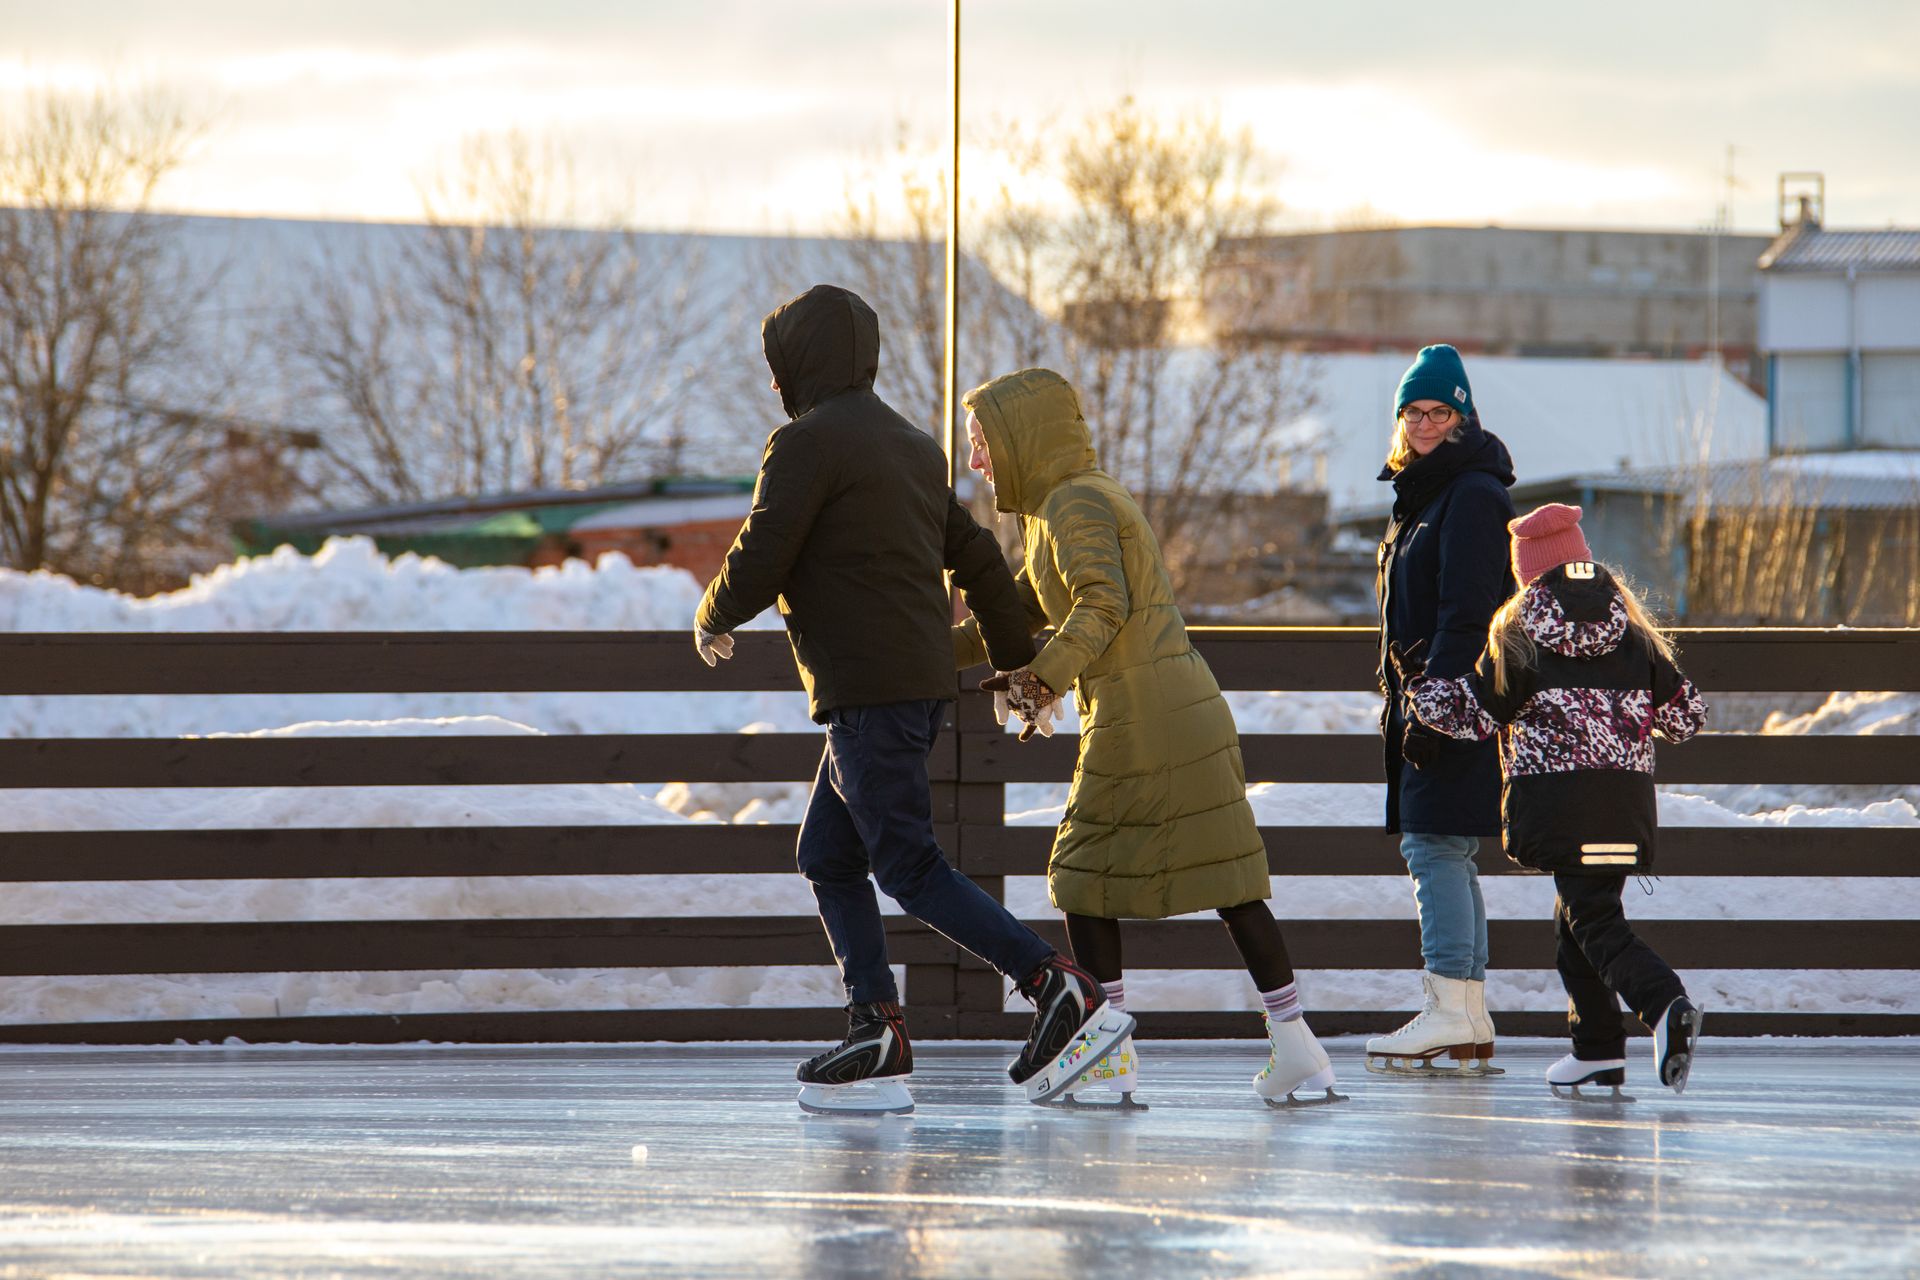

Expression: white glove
xmin=694 ymin=625 xmax=735 ymax=667
xmin=992 ymin=687 xmax=1010 ymax=727
xmin=1024 ymin=698 xmax=1058 ymax=739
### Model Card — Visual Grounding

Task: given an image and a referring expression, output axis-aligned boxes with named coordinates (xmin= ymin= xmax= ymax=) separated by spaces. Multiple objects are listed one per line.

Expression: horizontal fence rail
xmin=0 ymin=627 xmax=1916 ymax=1044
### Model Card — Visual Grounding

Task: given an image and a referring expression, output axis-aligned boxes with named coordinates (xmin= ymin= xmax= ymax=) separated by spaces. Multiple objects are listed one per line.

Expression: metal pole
xmin=943 ymin=0 xmax=962 ymax=483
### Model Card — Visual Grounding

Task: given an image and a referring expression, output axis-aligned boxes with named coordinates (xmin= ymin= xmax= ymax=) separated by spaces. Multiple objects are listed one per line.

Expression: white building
xmin=1759 ymin=215 xmax=1920 ymax=452
xmin=1281 ymin=351 xmax=1768 ymax=521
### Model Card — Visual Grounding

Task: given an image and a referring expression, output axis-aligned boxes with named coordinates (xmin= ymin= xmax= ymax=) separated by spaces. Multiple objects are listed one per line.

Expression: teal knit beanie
xmin=1395 ymin=344 xmax=1474 ymax=418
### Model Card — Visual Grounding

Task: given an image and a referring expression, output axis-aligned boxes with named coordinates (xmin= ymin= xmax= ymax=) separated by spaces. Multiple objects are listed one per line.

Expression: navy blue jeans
xmin=798 ymin=700 xmax=1053 ymax=1004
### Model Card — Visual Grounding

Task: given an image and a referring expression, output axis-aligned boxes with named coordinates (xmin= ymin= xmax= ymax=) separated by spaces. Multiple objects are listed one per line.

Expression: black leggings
xmin=1064 ymin=900 xmax=1295 ymax=992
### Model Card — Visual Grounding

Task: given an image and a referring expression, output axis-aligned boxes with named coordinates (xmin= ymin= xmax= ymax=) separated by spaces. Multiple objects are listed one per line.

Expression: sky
xmin=2 ymin=0 xmax=1917 ymax=236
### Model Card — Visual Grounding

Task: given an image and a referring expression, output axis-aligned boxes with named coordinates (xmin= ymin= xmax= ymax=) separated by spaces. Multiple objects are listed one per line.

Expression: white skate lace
xmin=1390 ymin=1009 xmax=1432 ymax=1036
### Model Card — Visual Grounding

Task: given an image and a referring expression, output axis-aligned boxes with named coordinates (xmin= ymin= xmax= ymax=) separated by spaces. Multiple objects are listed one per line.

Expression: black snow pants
xmin=1553 ymin=872 xmax=1687 ymax=1061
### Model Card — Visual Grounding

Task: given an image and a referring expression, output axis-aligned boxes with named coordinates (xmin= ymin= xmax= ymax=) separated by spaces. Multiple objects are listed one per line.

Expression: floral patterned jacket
xmin=1405 ymin=563 xmax=1707 ymax=873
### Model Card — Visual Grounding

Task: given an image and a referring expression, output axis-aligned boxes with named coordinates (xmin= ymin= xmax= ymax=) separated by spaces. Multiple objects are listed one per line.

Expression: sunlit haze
xmin=2 ymin=0 xmax=1916 ymax=233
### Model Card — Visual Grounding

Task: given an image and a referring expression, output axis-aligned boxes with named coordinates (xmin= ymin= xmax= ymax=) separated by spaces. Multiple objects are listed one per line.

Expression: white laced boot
xmin=1254 ymin=1015 xmax=1345 ymax=1108
xmin=1364 ymin=972 xmax=1485 ymax=1075
xmin=1464 ymin=979 xmax=1502 ymax=1075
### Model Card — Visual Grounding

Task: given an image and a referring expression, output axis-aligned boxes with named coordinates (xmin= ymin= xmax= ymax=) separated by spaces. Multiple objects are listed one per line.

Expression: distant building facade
xmin=1206 ymin=226 xmax=1774 ymax=386
xmin=1758 ymin=181 xmax=1920 ymax=452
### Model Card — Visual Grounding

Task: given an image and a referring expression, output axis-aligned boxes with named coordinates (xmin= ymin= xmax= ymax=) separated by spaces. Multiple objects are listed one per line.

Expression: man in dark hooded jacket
xmin=696 ymin=284 xmax=1132 ymax=1112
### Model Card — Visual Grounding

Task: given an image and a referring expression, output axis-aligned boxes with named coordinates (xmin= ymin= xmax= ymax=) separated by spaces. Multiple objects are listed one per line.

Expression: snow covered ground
xmin=0 ymin=538 xmax=1912 ymax=1027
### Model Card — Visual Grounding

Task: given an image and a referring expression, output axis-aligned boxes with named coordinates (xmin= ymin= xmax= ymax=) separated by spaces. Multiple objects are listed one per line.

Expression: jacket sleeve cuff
xmin=952 ymin=619 xmax=989 ymax=671
xmin=1026 ymin=643 xmax=1077 ymax=696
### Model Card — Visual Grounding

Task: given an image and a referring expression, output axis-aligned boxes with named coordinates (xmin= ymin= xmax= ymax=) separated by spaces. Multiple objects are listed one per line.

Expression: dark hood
xmin=1523 ymin=563 xmax=1630 ymax=658
xmin=762 ymin=284 xmax=881 ymax=420
xmin=1379 ymin=414 xmax=1517 ymax=518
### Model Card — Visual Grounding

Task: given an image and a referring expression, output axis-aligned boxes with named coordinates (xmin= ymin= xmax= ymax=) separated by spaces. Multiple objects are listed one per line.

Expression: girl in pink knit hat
xmin=1394 ymin=502 xmax=1711 ymax=1099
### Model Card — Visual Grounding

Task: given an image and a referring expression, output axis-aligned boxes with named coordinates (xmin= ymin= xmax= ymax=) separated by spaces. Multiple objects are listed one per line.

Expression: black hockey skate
xmin=1008 ymin=957 xmax=1136 ymax=1105
xmin=796 ymin=1001 xmax=915 ymax=1116
xmin=1653 ymin=996 xmax=1703 ymax=1094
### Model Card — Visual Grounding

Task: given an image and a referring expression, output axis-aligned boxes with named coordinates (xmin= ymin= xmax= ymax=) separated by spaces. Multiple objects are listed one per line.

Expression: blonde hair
xmin=1384 ymin=416 xmax=1466 ymax=472
xmin=1487 ymin=564 xmax=1679 ymax=696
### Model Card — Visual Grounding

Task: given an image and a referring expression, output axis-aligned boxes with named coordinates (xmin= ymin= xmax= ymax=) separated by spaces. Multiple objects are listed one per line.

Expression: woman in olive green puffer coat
xmin=953 ymin=367 xmax=1343 ymax=1107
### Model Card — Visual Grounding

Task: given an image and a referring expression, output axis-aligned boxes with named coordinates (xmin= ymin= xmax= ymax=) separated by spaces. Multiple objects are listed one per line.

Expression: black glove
xmin=1401 ymin=720 xmax=1443 ymax=769
xmin=1388 ymin=638 xmax=1428 ymax=687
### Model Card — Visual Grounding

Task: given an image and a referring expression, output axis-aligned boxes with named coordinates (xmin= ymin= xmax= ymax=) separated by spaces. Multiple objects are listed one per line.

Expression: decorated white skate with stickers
xmin=1016 ymin=1004 xmax=1136 ymax=1105
xmin=1048 ymin=1034 xmax=1146 ymax=1111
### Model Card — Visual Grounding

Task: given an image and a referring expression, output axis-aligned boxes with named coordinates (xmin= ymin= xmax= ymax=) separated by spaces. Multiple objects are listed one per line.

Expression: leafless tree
xmin=1658 ymin=462 xmax=1920 ymax=626
xmin=969 ymin=98 xmax=1315 ymax=596
xmin=0 ymin=91 xmax=293 ymax=590
xmin=822 ymin=104 xmax=1315 ymax=601
xmin=283 ymin=133 xmax=715 ymax=505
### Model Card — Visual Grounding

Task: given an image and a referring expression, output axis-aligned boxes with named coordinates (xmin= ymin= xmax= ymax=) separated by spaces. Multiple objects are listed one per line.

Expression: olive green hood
xmin=962 ymin=368 xmax=1099 ymax=515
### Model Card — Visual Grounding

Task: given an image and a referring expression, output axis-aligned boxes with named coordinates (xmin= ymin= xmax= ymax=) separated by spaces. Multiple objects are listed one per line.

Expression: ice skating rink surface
xmin=2 ymin=1038 xmax=1916 ymax=1278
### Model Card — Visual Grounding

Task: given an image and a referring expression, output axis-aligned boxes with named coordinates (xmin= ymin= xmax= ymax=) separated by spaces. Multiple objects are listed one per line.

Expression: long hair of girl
xmin=1486 ymin=564 xmax=1679 ymax=695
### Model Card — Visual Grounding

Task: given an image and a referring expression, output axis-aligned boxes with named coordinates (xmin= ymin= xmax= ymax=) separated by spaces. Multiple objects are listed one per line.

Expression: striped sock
xmin=1260 ymin=982 xmax=1302 ymax=1022
xmin=1101 ymin=979 xmax=1127 ymax=1014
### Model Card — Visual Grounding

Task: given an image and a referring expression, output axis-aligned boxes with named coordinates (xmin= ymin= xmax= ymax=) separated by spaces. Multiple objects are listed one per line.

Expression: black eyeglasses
xmin=1399 ymin=405 xmax=1460 ymax=427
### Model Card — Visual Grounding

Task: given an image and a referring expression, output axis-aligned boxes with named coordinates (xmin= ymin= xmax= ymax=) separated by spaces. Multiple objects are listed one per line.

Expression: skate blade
xmin=1044 ymin=1091 xmax=1148 ymax=1113
xmin=1364 ymin=1054 xmax=1497 ymax=1078
xmin=1455 ymin=1044 xmax=1504 ymax=1076
xmin=1551 ymin=1083 xmax=1635 ymax=1104
xmin=1662 ymin=1007 xmax=1704 ymax=1094
xmin=1024 ymin=1007 xmax=1137 ymax=1105
xmin=1263 ymin=1087 xmax=1348 ymax=1109
xmin=797 ymin=1077 xmax=914 ymax=1116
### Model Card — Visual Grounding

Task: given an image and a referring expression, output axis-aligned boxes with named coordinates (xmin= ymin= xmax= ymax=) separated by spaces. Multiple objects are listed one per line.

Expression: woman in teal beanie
xmin=1368 ymin=344 xmax=1517 ymax=1077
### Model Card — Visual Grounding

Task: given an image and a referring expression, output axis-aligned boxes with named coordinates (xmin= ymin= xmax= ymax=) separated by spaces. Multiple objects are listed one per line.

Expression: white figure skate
xmin=1653 ymin=996 xmax=1703 ymax=1094
xmin=1364 ymin=972 xmax=1494 ymax=1076
xmin=1546 ymin=1053 xmax=1633 ymax=1102
xmin=1254 ymin=1015 xmax=1346 ymax=1108
xmin=1464 ymin=978 xmax=1504 ymax=1076
xmin=1048 ymin=1034 xmax=1147 ymax=1111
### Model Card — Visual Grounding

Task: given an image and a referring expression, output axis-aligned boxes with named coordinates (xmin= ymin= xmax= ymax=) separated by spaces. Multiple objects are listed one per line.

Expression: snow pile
xmin=0 ymin=537 xmax=740 ymax=633
xmin=1686 ymin=691 xmax=1920 ymax=815
xmin=1 ymin=540 xmax=1913 ymax=1029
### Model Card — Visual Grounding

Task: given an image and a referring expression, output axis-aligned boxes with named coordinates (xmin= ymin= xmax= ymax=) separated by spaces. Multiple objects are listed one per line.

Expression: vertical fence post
xmin=950 ymin=680 xmax=1010 ymax=1037
xmin=907 ymin=695 xmax=969 ymax=1036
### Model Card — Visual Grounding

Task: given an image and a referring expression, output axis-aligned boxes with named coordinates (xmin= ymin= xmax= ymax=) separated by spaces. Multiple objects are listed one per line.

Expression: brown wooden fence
xmin=1 ymin=627 xmax=1916 ymax=1043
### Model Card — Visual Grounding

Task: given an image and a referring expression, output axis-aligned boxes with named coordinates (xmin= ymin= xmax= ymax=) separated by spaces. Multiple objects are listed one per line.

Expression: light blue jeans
xmin=1400 ymin=833 xmax=1488 ymax=981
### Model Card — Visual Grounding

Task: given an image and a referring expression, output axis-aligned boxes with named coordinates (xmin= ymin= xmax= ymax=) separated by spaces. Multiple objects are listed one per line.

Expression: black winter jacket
xmin=696 ymin=285 xmax=1036 ymax=720
xmin=1406 ymin=563 xmax=1709 ymax=873
xmin=1375 ymin=419 xmax=1516 ymax=836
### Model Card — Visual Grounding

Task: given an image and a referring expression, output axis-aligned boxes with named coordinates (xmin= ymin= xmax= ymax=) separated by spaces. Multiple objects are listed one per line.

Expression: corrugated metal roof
xmin=1538 ymin=451 xmax=1920 ymax=512
xmin=1758 ymin=226 xmax=1920 ymax=273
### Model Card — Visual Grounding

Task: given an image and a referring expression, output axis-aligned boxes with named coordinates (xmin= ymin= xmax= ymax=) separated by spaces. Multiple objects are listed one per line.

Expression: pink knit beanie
xmin=1509 ymin=503 xmax=1592 ymax=585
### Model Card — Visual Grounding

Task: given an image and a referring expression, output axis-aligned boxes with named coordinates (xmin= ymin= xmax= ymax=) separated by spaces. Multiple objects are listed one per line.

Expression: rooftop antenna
xmin=1777 ymin=172 xmax=1825 ymax=230
xmin=1707 ymin=144 xmax=1741 ymax=365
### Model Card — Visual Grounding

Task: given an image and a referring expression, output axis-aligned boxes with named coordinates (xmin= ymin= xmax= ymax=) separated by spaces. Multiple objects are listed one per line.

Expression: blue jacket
xmin=1374 ymin=418 xmax=1516 ymax=835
